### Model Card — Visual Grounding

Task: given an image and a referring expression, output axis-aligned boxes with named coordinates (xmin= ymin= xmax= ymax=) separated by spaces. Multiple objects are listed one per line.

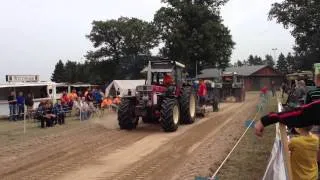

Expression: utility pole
xmin=272 ymin=48 xmax=278 ymax=61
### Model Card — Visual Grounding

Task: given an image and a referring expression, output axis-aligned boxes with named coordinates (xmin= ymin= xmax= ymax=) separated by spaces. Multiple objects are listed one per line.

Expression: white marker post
xmin=24 ymin=105 xmax=26 ymax=134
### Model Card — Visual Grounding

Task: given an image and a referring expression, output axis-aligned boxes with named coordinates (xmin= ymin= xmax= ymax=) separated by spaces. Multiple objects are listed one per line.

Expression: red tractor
xmin=117 ymin=59 xmax=197 ymax=132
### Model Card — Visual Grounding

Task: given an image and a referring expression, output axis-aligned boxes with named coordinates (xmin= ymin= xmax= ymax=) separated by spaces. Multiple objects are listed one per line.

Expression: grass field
xmin=212 ymin=93 xmax=278 ymax=180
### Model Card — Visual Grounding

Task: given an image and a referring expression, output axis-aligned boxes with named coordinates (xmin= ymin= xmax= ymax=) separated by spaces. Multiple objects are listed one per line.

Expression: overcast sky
xmin=0 ymin=0 xmax=294 ymax=82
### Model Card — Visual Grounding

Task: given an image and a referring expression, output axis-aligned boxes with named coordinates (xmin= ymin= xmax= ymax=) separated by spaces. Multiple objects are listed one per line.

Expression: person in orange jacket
xmin=101 ymin=96 xmax=113 ymax=108
xmin=113 ymin=96 xmax=121 ymax=105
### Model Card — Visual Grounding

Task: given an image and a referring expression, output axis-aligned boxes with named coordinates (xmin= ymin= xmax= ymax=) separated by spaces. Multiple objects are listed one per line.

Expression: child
xmin=289 ymin=126 xmax=319 ymax=180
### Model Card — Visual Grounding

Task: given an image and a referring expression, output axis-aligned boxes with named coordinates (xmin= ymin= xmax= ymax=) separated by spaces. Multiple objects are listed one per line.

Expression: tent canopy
xmin=105 ymin=80 xmax=145 ymax=97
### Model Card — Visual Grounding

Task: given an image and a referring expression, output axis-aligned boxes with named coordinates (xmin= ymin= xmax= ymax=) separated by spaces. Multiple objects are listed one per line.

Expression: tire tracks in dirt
xmin=59 ymin=95 xmax=255 ymax=180
xmin=1 ymin=125 xmax=151 ymax=180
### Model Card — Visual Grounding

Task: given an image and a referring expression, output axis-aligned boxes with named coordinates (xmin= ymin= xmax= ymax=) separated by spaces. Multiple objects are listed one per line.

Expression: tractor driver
xmin=163 ymin=73 xmax=173 ymax=86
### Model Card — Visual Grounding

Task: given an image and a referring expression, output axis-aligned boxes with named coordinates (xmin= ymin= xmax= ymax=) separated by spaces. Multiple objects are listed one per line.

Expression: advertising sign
xmin=5 ymin=75 xmax=39 ymax=82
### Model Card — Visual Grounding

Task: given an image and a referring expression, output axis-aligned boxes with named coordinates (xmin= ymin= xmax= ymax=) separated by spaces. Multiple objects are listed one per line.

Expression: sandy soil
xmin=0 ymin=93 xmax=259 ymax=180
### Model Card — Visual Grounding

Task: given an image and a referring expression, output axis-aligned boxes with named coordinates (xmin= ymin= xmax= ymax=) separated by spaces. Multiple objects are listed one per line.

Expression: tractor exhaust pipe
xmin=146 ymin=60 xmax=152 ymax=85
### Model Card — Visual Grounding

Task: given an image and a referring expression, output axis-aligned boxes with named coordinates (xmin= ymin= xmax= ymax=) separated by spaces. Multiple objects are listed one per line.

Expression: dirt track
xmin=0 ymin=93 xmax=259 ymax=180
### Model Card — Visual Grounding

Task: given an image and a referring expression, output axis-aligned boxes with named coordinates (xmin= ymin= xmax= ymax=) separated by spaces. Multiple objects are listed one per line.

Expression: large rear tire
xmin=180 ymin=87 xmax=196 ymax=124
xmin=118 ymin=99 xmax=138 ymax=130
xmin=160 ymin=98 xmax=180 ymax=132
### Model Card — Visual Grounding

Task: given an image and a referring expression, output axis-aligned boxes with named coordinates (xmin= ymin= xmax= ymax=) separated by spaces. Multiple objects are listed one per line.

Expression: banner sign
xmin=5 ymin=75 xmax=39 ymax=82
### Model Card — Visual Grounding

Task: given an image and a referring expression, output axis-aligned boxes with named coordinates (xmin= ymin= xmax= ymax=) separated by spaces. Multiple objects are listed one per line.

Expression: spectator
xmin=43 ymin=101 xmax=56 ymax=127
xmin=84 ymin=89 xmax=89 ymax=97
xmin=281 ymin=82 xmax=288 ymax=98
xmin=61 ymin=91 xmax=69 ymax=106
xmin=68 ymin=89 xmax=78 ymax=101
xmin=85 ymin=89 xmax=93 ymax=102
xmin=93 ymin=89 xmax=103 ymax=107
xmin=8 ymin=91 xmax=16 ymax=121
xmin=306 ymin=73 xmax=320 ymax=103
xmin=294 ymin=80 xmax=307 ymax=105
xmin=260 ymin=86 xmax=268 ymax=97
xmin=198 ymin=79 xmax=207 ymax=107
xmin=35 ymin=101 xmax=46 ymax=128
xmin=271 ymin=81 xmax=276 ymax=97
xmin=25 ymin=92 xmax=34 ymax=118
xmin=289 ymin=126 xmax=318 ymax=180
xmin=113 ymin=96 xmax=121 ymax=105
xmin=101 ymin=97 xmax=113 ymax=109
xmin=35 ymin=101 xmax=56 ymax=128
xmin=116 ymin=88 xmax=120 ymax=96
xmin=80 ymin=97 xmax=90 ymax=120
xmin=53 ymin=100 xmax=65 ymax=125
xmin=16 ymin=91 xmax=25 ymax=120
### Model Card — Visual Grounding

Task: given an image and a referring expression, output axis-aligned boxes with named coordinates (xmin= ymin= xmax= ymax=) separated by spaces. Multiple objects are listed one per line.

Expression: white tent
xmin=105 ymin=80 xmax=145 ymax=97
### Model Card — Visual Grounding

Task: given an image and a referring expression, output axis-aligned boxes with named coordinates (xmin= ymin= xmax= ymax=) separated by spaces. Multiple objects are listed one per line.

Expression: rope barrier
xmin=210 ymin=93 xmax=269 ymax=180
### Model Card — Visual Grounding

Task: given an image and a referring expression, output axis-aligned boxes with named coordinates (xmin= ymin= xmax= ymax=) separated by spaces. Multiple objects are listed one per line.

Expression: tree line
xmin=52 ymin=0 xmax=234 ymax=83
xmin=52 ymin=0 xmax=320 ymax=84
xmin=234 ymin=52 xmax=300 ymax=74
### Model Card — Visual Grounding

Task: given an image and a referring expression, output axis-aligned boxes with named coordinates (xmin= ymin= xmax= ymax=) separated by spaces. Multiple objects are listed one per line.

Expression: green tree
xmin=269 ymin=0 xmax=320 ymax=70
xmin=236 ymin=60 xmax=243 ymax=67
xmin=51 ymin=60 xmax=66 ymax=82
xmin=276 ymin=53 xmax=288 ymax=74
xmin=86 ymin=17 xmax=158 ymax=61
xmin=247 ymin=55 xmax=263 ymax=65
xmin=154 ymin=0 xmax=234 ymax=76
xmin=263 ymin=54 xmax=275 ymax=67
xmin=64 ymin=60 xmax=78 ymax=83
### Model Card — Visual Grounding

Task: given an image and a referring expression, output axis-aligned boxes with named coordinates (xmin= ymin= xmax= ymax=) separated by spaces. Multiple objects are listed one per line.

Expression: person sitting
xmin=68 ymin=89 xmax=78 ymax=101
xmin=61 ymin=91 xmax=71 ymax=110
xmin=44 ymin=101 xmax=57 ymax=127
xmin=53 ymin=100 xmax=65 ymax=125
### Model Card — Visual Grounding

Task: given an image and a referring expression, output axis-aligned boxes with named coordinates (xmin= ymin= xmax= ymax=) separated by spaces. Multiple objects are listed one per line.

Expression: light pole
xmin=272 ymin=48 xmax=278 ymax=61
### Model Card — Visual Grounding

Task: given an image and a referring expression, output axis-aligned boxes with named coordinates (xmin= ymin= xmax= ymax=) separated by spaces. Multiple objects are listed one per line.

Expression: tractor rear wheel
xmin=180 ymin=87 xmax=196 ymax=124
xmin=118 ymin=99 xmax=138 ymax=130
xmin=235 ymin=88 xmax=242 ymax=102
xmin=160 ymin=98 xmax=180 ymax=132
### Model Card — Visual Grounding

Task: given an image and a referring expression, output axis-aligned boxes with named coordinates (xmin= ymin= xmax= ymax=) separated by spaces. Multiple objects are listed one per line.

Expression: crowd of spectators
xmin=7 ymin=88 xmax=122 ymax=125
xmin=7 ymin=91 xmax=34 ymax=121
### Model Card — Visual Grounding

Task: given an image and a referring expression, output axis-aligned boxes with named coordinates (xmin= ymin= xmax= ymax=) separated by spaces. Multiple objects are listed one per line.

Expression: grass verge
xmin=213 ymin=94 xmax=278 ymax=180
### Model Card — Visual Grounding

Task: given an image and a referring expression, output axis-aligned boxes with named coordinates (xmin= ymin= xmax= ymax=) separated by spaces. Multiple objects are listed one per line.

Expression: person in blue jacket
xmin=16 ymin=91 xmax=25 ymax=120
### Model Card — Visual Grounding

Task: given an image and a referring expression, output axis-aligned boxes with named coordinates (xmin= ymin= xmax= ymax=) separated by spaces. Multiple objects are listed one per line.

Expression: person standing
xmin=25 ymin=92 xmax=34 ymax=119
xmin=198 ymin=79 xmax=207 ymax=107
xmin=281 ymin=82 xmax=288 ymax=98
xmin=289 ymin=126 xmax=319 ymax=180
xmin=16 ymin=92 xmax=25 ymax=120
xmin=8 ymin=91 xmax=16 ymax=121
xmin=271 ymin=80 xmax=276 ymax=97
xmin=306 ymin=74 xmax=320 ymax=103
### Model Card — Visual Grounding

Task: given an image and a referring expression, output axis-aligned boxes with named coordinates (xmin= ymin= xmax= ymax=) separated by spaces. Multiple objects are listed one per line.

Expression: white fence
xmin=263 ymin=99 xmax=292 ymax=180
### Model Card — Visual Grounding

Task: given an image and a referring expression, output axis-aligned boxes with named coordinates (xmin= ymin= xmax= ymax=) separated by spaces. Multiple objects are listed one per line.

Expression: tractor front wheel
xmin=118 ymin=99 xmax=138 ymax=130
xmin=160 ymin=98 xmax=180 ymax=132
